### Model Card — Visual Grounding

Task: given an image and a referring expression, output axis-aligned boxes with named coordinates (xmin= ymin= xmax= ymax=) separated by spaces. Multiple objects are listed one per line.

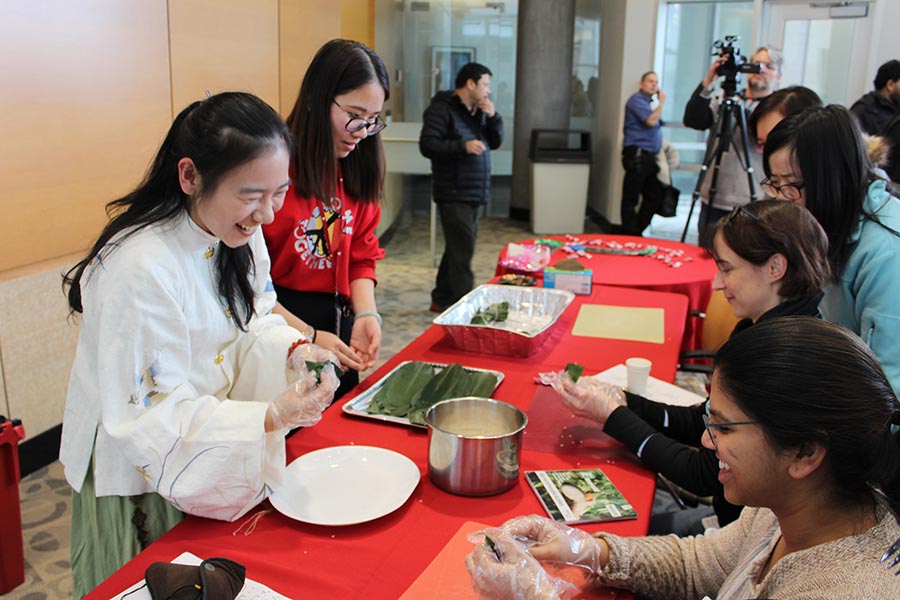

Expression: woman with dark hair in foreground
xmin=468 ymin=318 xmax=900 ymax=599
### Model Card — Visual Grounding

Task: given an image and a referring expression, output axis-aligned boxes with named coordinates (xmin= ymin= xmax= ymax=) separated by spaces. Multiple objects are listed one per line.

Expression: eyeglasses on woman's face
xmin=702 ymin=399 xmax=760 ymax=449
xmin=332 ymin=100 xmax=387 ymax=135
xmin=760 ymin=178 xmax=805 ymax=201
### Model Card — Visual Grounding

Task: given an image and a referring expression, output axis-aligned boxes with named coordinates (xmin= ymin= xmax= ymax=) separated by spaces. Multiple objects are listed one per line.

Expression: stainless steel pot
xmin=424 ymin=397 xmax=528 ymax=496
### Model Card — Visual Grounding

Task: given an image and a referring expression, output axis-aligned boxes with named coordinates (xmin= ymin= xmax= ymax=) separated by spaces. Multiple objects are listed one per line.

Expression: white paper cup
xmin=625 ymin=357 xmax=652 ymax=396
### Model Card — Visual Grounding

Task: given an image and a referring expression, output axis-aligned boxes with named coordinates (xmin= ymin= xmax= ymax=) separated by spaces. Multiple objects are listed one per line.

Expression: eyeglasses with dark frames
xmin=332 ymin=100 xmax=387 ymax=135
xmin=760 ymin=178 xmax=805 ymax=201
xmin=702 ymin=400 xmax=759 ymax=448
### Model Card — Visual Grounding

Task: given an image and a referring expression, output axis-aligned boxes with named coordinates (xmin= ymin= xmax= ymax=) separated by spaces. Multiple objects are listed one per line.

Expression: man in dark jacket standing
xmin=420 ymin=62 xmax=504 ymax=312
xmin=850 ymin=59 xmax=900 ymax=135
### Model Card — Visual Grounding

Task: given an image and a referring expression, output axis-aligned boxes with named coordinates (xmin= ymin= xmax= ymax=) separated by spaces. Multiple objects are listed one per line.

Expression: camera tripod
xmin=680 ymin=92 xmax=758 ymax=243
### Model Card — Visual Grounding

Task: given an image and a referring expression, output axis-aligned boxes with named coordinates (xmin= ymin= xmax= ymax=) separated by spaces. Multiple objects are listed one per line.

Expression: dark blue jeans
xmin=621 ymin=146 xmax=663 ymax=236
xmin=432 ymin=201 xmax=481 ymax=309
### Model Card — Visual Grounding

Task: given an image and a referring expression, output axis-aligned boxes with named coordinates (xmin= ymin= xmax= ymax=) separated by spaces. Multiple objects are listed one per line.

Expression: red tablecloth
xmin=86 ymin=286 xmax=687 ymax=600
xmin=496 ymin=234 xmax=716 ymax=351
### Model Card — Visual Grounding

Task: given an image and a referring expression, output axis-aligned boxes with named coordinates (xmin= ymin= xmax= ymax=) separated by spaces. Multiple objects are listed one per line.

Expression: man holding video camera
xmin=683 ymin=44 xmax=783 ymax=246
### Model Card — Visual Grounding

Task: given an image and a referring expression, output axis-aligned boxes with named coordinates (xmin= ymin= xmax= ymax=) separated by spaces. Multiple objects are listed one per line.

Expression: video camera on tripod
xmin=680 ymin=35 xmax=761 ymax=243
xmin=712 ymin=36 xmax=761 ymax=98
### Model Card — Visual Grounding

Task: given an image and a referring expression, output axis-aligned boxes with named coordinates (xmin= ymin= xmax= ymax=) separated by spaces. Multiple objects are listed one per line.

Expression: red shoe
xmin=429 ymin=303 xmax=445 ymax=313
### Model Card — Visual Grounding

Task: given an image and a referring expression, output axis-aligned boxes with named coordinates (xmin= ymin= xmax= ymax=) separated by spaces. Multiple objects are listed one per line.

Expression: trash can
xmin=529 ymin=129 xmax=592 ymax=234
xmin=1 ymin=416 xmax=26 ymax=594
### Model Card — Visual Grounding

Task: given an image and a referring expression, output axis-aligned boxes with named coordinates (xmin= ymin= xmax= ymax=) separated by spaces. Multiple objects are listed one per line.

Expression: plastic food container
xmin=425 ymin=398 xmax=527 ymax=496
xmin=432 ymin=284 xmax=575 ymax=357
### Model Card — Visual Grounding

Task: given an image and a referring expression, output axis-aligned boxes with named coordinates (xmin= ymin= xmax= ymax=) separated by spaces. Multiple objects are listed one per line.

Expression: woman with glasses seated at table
xmin=469 ymin=318 xmax=900 ymax=599
xmin=763 ymin=105 xmax=900 ymax=398
xmin=551 ymin=200 xmax=830 ymax=535
xmin=263 ymin=39 xmax=389 ymax=400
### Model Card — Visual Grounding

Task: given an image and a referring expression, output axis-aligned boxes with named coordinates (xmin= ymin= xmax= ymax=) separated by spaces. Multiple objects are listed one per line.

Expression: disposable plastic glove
xmin=267 ymin=345 xmax=341 ymax=431
xmin=266 ymin=369 xmax=337 ymax=431
xmin=465 ymin=528 xmax=575 ymax=600
xmin=498 ymin=515 xmax=606 ymax=575
xmin=285 ymin=342 xmax=342 ymax=385
xmin=551 ymin=373 xmax=626 ymax=425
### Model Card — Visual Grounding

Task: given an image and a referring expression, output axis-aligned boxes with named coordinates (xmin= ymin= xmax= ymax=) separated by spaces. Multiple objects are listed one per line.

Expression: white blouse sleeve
xmin=92 ymin=246 xmax=285 ymax=522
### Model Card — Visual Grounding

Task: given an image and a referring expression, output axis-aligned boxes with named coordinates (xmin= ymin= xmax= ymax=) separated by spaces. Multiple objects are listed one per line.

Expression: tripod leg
xmin=681 ymin=101 xmax=732 ymax=244
xmin=730 ymin=104 xmax=759 ymax=203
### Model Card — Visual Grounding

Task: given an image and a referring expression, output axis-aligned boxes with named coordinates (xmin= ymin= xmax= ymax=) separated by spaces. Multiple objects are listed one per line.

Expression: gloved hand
xmin=551 ymin=373 xmax=626 ymax=425
xmin=498 ymin=515 xmax=607 ymax=575
xmin=267 ymin=343 xmax=341 ymax=431
xmin=465 ymin=528 xmax=574 ymax=600
xmin=266 ymin=368 xmax=338 ymax=431
xmin=285 ymin=341 xmax=342 ymax=385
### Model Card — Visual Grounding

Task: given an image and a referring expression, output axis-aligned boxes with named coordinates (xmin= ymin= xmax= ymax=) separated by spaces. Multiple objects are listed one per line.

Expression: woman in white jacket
xmin=61 ymin=92 xmax=339 ymax=596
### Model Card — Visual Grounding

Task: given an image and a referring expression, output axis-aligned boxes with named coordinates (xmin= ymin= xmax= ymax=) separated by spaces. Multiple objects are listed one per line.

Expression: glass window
xmin=659 ymin=1 xmax=754 ymax=168
xmin=383 ymin=1 xmax=518 ymax=123
xmin=571 ymin=1 xmax=601 ymax=127
xmin=781 ymin=18 xmax=854 ymax=105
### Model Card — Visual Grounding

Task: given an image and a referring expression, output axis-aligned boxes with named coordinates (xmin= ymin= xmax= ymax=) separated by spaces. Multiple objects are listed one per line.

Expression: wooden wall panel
xmin=168 ymin=0 xmax=280 ymax=112
xmin=341 ymin=0 xmax=375 ymax=48
xmin=0 ymin=1 xmax=172 ymax=272
xmin=279 ymin=0 xmax=342 ymax=118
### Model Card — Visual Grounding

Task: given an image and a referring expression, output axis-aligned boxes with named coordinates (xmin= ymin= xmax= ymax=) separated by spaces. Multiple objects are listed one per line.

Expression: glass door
xmin=762 ymin=2 xmax=874 ymax=105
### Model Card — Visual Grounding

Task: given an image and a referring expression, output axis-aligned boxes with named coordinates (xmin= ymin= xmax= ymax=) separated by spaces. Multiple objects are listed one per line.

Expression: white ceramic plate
xmin=269 ymin=445 xmax=420 ymax=526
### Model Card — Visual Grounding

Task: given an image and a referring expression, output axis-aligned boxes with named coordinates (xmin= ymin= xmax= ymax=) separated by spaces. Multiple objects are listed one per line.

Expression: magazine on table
xmin=525 ymin=468 xmax=637 ymax=524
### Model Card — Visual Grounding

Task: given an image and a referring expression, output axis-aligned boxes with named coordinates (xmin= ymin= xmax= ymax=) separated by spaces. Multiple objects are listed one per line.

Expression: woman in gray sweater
xmin=467 ymin=318 xmax=900 ymax=599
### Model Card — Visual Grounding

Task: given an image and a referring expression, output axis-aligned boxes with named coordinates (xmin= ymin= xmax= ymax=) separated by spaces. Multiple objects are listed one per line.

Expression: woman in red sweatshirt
xmin=265 ymin=39 xmax=389 ymax=399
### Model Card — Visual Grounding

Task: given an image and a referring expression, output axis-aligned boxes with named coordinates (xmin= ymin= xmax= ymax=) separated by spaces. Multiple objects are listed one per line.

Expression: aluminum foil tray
xmin=342 ymin=361 xmax=504 ymax=429
xmin=433 ymin=284 xmax=575 ymax=357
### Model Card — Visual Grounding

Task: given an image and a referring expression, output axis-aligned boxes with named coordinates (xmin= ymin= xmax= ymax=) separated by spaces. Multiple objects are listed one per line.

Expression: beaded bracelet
xmin=287 ymin=337 xmax=309 ymax=359
xmin=355 ymin=310 xmax=382 ymax=326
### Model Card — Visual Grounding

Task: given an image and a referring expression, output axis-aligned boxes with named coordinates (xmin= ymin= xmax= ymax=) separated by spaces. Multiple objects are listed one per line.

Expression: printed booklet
xmin=525 ymin=468 xmax=637 ymax=524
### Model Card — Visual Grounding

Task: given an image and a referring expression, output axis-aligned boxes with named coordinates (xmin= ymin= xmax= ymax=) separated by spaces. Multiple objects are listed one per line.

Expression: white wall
xmin=589 ymin=0 xmax=659 ymax=224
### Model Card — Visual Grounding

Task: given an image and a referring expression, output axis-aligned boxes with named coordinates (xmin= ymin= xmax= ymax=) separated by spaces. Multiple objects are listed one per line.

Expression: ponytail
xmin=64 ymin=93 xmax=292 ymax=329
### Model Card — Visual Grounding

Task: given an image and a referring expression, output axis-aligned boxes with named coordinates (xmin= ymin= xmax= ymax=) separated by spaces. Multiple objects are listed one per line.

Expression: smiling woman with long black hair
xmin=61 ymin=92 xmax=340 ymax=596
xmin=468 ymin=318 xmax=900 ymax=599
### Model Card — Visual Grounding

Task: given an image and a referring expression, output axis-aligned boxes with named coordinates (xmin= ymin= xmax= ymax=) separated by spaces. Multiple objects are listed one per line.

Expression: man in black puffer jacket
xmin=849 ymin=59 xmax=900 ymax=135
xmin=420 ymin=62 xmax=504 ymax=311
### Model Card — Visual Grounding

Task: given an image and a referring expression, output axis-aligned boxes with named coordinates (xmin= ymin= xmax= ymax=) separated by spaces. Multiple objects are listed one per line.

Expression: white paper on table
xmin=108 ymin=551 xmax=289 ymax=600
xmin=590 ymin=364 xmax=706 ymax=407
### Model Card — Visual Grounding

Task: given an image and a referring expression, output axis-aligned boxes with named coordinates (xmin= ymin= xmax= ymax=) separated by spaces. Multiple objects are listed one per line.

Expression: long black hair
xmin=286 ymin=39 xmax=389 ymax=204
xmin=763 ymin=104 xmax=900 ymax=279
xmin=63 ymin=92 xmax=293 ymax=329
xmin=715 ymin=317 xmax=900 ymax=516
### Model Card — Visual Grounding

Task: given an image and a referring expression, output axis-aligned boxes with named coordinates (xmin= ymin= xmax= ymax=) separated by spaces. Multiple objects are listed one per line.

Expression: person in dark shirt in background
xmin=850 ymin=59 xmax=900 ymax=135
xmin=620 ymin=71 xmax=666 ymax=235
xmin=420 ymin=62 xmax=504 ymax=313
